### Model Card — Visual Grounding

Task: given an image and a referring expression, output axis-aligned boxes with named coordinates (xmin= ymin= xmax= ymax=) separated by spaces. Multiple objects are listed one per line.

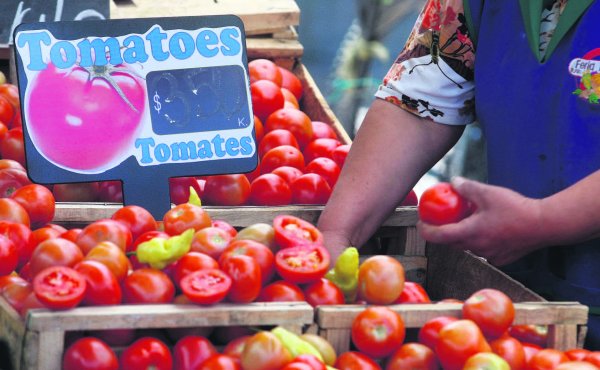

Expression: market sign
xmin=13 ymin=16 xmax=258 ymax=218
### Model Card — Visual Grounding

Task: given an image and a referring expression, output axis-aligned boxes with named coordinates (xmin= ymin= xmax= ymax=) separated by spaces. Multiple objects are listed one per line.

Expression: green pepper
xmin=136 ymin=228 xmax=194 ymax=269
xmin=325 ymin=246 xmax=359 ymax=303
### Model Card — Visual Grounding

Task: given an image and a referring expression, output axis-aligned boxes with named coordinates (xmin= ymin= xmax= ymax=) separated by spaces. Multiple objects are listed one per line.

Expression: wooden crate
xmin=0 ymin=299 xmax=313 ymax=370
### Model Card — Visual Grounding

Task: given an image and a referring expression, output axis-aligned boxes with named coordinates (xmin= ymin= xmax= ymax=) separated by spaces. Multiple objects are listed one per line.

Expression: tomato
xmin=258 ymin=280 xmax=305 ymax=302
xmin=330 ymin=144 xmax=350 ymax=168
xmin=300 ymin=333 xmax=337 ymax=366
xmin=585 ymin=352 xmax=600 ymax=367
xmin=235 ymin=223 xmax=276 ymax=251
xmin=463 ymin=288 xmax=515 ymax=339
xmin=358 ymin=255 xmax=405 ymax=304
xmin=200 ymin=354 xmax=242 ymax=370
xmin=212 ymin=219 xmax=237 ymax=238
xmin=111 ymin=205 xmax=157 ymax=242
xmin=241 ymin=331 xmax=292 ymax=370
xmin=0 ymin=234 xmax=17 ymax=276
xmin=0 ymin=198 xmax=29 ymax=227
xmin=490 ymin=336 xmax=526 ymax=370
xmin=19 ymin=290 xmax=46 ymax=317
xmin=191 ymin=226 xmax=233 ymax=259
xmin=169 ymin=176 xmax=204 ymax=205
xmin=28 ymin=63 xmax=145 ymax=171
xmin=303 ymin=278 xmax=345 ymax=306
xmin=273 ymin=215 xmax=324 ymax=249
xmin=0 ymin=95 xmax=14 ymax=124
xmin=351 ymin=306 xmax=405 ymax=358
xmin=400 ymin=189 xmax=419 ymax=206
xmin=0 ymin=84 xmax=20 ymax=111
xmin=120 ymin=337 xmax=173 ymax=370
xmin=278 ymin=66 xmax=303 ymax=100
xmin=521 ymin=343 xmax=542 ymax=367
xmin=0 ymin=121 xmax=7 ymax=140
xmin=74 ymin=260 xmax=122 ymax=306
xmin=30 ymin=226 xmax=63 ymax=248
xmin=418 ymin=182 xmax=472 ymax=225
xmin=272 ymin=166 xmax=304 ymax=185
xmin=172 ymin=251 xmax=219 ymax=288
xmin=63 ymin=337 xmax=119 ymax=370
xmin=220 ymin=254 xmax=262 ymax=303
xmin=249 ymin=59 xmax=283 ymax=85
xmin=88 ymin=328 xmax=136 ymax=348
xmin=556 ymin=361 xmax=600 ymax=370
xmin=275 ymin=245 xmax=330 ymax=284
xmin=335 ymin=352 xmax=381 ymax=370
xmin=284 ymin=354 xmax=326 ymax=370
xmin=508 ymin=325 xmax=548 ymax=347
xmin=173 ymin=335 xmax=218 ymax=370
xmin=0 ymin=159 xmax=26 ymax=171
xmin=1 ymin=127 xmax=25 ymax=167
xmin=163 ymin=202 xmax=212 ymax=236
xmin=290 ymin=173 xmax=332 ymax=204
xmin=0 ymin=221 xmax=33 ymax=269
xmin=565 ymin=348 xmax=591 ymax=361
xmin=59 ymin=228 xmax=83 ymax=243
xmin=254 ymin=115 xmax=265 ymax=142
xmin=76 ymin=218 xmax=133 ymax=254
xmin=305 ymin=157 xmax=341 ymax=188
xmin=84 ymin=241 xmax=131 ymax=282
xmin=265 ymin=108 xmax=313 ymax=149
xmin=386 ymin=342 xmax=438 ymax=370
xmin=203 ymin=174 xmax=251 ymax=206
xmin=223 ymin=335 xmax=251 ymax=358
xmin=463 ymin=352 xmax=510 ymax=370
xmin=1 ymin=276 xmax=31 ymax=312
xmin=33 ymin=266 xmax=86 ymax=310
xmin=122 ymin=268 xmax=174 ymax=304
xmin=52 ymin=182 xmax=100 ymax=202
xmin=303 ymin=138 xmax=341 ymax=163
xmin=394 ymin=281 xmax=431 ymax=304
xmin=261 ymin=145 xmax=305 ymax=174
xmin=281 ymin=87 xmax=299 ymax=109
xmin=258 ymin=129 xmax=300 ymax=158
xmin=29 ymin=237 xmax=84 ymax=277
xmin=528 ymin=349 xmax=569 ymax=370
xmin=0 ymin=168 xmax=31 ymax=198
xmin=249 ymin=174 xmax=292 ymax=206
xmin=180 ymin=268 xmax=232 ymax=305
xmin=311 ymin=121 xmax=338 ymax=140
xmin=251 ymin=79 xmax=285 ymax=122
xmin=97 ymin=180 xmax=123 ymax=203
xmin=435 ymin=319 xmax=491 ymax=370
xmin=219 ymin=239 xmax=275 ymax=284
xmin=9 ymin=184 xmax=55 ymax=229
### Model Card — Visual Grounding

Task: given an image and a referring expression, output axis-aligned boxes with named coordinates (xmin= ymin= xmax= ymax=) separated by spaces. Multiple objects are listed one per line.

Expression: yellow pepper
xmin=325 ymin=247 xmax=359 ymax=303
xmin=136 ymin=228 xmax=194 ymax=269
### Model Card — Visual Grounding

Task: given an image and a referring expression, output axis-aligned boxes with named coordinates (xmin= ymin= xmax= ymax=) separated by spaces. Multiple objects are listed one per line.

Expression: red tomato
xmin=249 ymin=174 xmax=292 ymax=205
xmin=435 ymin=319 xmax=492 ymax=370
xmin=1 ymin=276 xmax=31 ymax=312
xmin=163 ymin=202 xmax=212 ymax=236
xmin=33 ymin=266 xmax=86 ymax=309
xmin=76 ymin=218 xmax=133 ymax=254
xmin=565 ymin=348 xmax=591 ymax=361
xmin=490 ymin=336 xmax=526 ymax=370
xmin=223 ymin=335 xmax=251 ymax=358
xmin=203 ymin=175 xmax=251 ymax=206
xmin=418 ymin=182 xmax=472 ymax=225
xmin=200 ymin=354 xmax=241 ymax=370
xmin=220 ymin=254 xmax=262 ymax=303
xmin=275 ymin=245 xmax=330 ymax=284
xmin=265 ymin=108 xmax=313 ymax=149
xmin=311 ymin=121 xmax=338 ymax=140
xmin=59 ymin=228 xmax=82 ymax=243
xmin=172 ymin=251 xmax=219 ymax=288
xmin=111 ymin=205 xmax=157 ymax=242
xmin=52 ymin=182 xmax=100 ymax=202
xmin=351 ymin=306 xmax=405 ymax=359
xmin=29 ymin=237 xmax=84 ymax=277
xmin=212 ymin=219 xmax=237 ymax=238
xmin=278 ymin=66 xmax=303 ymax=100
xmin=18 ymin=290 xmax=46 ymax=317
xmin=386 ymin=342 xmax=438 ymax=370
xmin=463 ymin=288 xmax=515 ymax=339
xmin=303 ymin=138 xmax=341 ymax=162
xmin=400 ymin=189 xmax=419 ymax=207
xmin=331 ymin=144 xmax=350 ymax=168
xmin=0 ymin=95 xmax=14 ymax=124
xmin=0 ymin=221 xmax=33 ymax=269
xmin=258 ymin=280 xmax=305 ymax=302
xmin=251 ymin=80 xmax=285 ymax=122
xmin=84 ymin=241 xmax=131 ymax=282
xmin=97 ymin=180 xmax=123 ymax=203
xmin=272 ymin=166 xmax=303 ymax=185
xmin=249 ymin=59 xmax=282 ymax=85
xmin=283 ymin=355 xmax=326 ymax=370
xmin=122 ymin=268 xmax=174 ymax=304
xmin=281 ymin=88 xmax=299 ymax=109
xmin=261 ymin=145 xmax=305 ymax=174
xmin=245 ymin=163 xmax=262 ymax=183
xmin=0 ymin=198 xmax=29 ymax=227
xmin=0 ymin=127 xmax=25 ymax=167
xmin=508 ymin=325 xmax=548 ymax=347
xmin=305 ymin=157 xmax=341 ymax=188
xmin=173 ymin=335 xmax=218 ymax=370
xmin=273 ymin=214 xmax=324 ymax=249
xmin=258 ymin=129 xmax=300 ymax=158
xmin=0 ymin=121 xmax=7 ymax=140
xmin=63 ymin=337 xmax=118 ymax=370
xmin=219 ymin=239 xmax=275 ymax=284
xmin=30 ymin=226 xmax=63 ymax=248
xmin=556 ymin=361 xmax=600 ymax=370
xmin=0 ymin=83 xmax=20 ymax=111
xmin=241 ymin=331 xmax=292 ymax=370
xmin=290 ymin=173 xmax=332 ymax=205
xmin=169 ymin=176 xmax=204 ymax=205
xmin=0 ymin=234 xmax=17 ymax=276
xmin=463 ymin=352 xmax=510 ymax=370
xmin=254 ymin=115 xmax=264 ymax=142
xmin=418 ymin=316 xmax=460 ymax=350
xmin=358 ymin=255 xmax=405 ymax=304
xmin=120 ymin=337 xmax=173 ymax=370
xmin=74 ymin=260 xmax=122 ymax=306
xmin=528 ymin=349 xmax=569 ymax=370
xmin=191 ymin=226 xmax=233 ymax=259
xmin=335 ymin=352 xmax=381 ymax=370
xmin=303 ymin=278 xmax=345 ymax=306
xmin=585 ymin=352 xmax=600 ymax=367
xmin=0 ymin=168 xmax=31 ymax=198
xmin=395 ymin=281 xmax=431 ymax=303
xmin=9 ymin=184 xmax=55 ymax=229
xmin=180 ymin=268 xmax=232 ymax=305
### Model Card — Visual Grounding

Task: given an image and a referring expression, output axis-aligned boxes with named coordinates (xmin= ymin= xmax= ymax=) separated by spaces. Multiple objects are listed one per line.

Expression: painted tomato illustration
xmin=26 ymin=63 xmax=146 ymax=172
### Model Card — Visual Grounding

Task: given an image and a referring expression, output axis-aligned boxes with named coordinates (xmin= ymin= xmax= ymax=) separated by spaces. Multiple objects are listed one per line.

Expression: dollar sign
xmin=153 ymin=91 xmax=162 ymax=114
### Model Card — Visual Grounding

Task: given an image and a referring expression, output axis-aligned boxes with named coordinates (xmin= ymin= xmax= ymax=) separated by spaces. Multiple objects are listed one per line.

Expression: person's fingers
xmin=451 ymin=176 xmax=488 ymax=207
xmin=417 ymin=220 xmax=468 ymax=245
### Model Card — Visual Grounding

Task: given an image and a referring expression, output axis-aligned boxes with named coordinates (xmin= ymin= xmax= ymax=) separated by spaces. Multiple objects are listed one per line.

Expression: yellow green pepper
xmin=325 ymin=247 xmax=359 ymax=303
xmin=136 ymin=228 xmax=194 ymax=269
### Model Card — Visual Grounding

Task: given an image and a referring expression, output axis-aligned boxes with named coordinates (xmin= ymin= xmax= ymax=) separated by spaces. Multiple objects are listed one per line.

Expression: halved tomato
xmin=180 ymin=268 xmax=232 ymax=305
xmin=33 ymin=266 xmax=86 ymax=310
xmin=275 ymin=245 xmax=330 ymax=284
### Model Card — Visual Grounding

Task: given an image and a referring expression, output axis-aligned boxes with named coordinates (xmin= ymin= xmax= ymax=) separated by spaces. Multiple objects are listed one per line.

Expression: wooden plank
xmin=0 ymin=297 xmax=25 ymax=370
xmin=246 ymin=38 xmax=304 ymax=61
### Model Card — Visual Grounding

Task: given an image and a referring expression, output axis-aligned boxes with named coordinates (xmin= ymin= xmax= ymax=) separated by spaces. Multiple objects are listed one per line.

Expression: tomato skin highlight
xmin=351 ymin=306 xmax=406 ymax=359
xmin=119 ymin=337 xmax=173 ymax=370
xmin=463 ymin=288 xmax=515 ymax=339
xmin=63 ymin=337 xmax=119 ymax=370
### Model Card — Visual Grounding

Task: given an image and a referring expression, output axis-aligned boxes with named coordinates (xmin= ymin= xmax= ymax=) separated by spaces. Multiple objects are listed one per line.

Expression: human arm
xmin=419 ymin=171 xmax=600 ymax=266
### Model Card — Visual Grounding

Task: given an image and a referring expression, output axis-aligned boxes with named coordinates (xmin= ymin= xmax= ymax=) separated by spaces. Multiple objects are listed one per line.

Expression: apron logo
xmin=569 ymin=48 xmax=600 ymax=104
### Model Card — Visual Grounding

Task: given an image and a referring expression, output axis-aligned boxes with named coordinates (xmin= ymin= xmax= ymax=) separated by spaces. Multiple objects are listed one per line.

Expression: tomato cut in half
xmin=33 ymin=266 xmax=86 ymax=310
xmin=273 ymin=215 xmax=324 ymax=249
xmin=275 ymin=245 xmax=330 ymax=284
xmin=180 ymin=268 xmax=232 ymax=305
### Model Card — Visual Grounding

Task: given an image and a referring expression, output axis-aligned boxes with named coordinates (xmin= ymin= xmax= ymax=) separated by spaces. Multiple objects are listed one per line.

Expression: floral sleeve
xmin=375 ymin=0 xmax=476 ymax=125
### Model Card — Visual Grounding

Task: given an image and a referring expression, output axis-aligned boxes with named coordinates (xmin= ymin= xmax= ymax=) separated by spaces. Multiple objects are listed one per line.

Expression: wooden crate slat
xmin=0 ymin=297 xmax=26 ymax=370
xmin=247 ymin=38 xmax=304 ymax=61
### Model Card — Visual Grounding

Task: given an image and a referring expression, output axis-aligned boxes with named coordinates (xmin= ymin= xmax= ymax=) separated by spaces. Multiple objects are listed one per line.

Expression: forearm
xmin=318 ymin=99 xmax=464 ymax=256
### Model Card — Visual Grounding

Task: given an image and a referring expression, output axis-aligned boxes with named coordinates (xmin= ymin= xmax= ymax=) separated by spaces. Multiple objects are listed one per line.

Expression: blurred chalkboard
xmin=0 ymin=0 xmax=109 ymax=47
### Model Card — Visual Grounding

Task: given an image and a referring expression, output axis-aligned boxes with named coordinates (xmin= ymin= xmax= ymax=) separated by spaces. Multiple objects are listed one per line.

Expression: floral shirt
xmin=375 ymin=0 xmax=567 ymax=125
